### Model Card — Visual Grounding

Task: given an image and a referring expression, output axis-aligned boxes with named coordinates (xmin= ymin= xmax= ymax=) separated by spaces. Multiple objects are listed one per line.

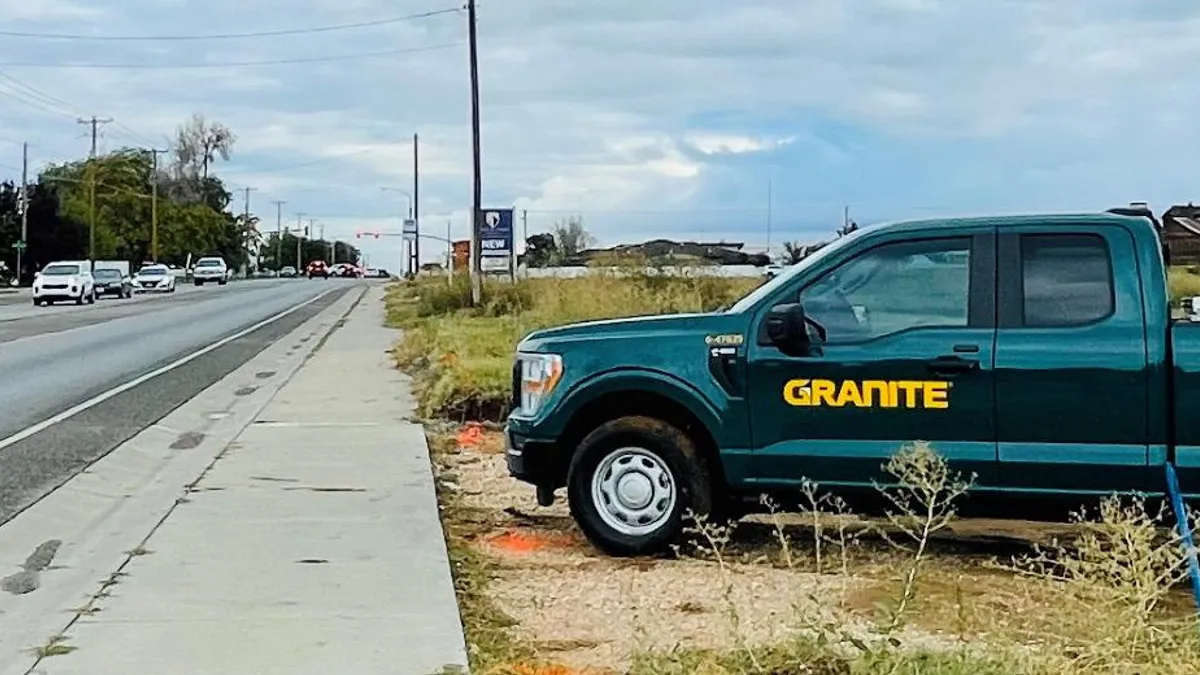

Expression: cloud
xmin=2 ymin=0 xmax=1200 ymax=266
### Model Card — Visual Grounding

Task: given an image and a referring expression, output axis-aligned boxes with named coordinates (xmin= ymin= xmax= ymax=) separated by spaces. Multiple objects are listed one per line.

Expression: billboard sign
xmin=479 ymin=208 xmax=514 ymax=275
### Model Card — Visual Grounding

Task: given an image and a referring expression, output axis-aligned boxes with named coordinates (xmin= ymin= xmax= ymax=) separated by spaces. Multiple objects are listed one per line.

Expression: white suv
xmin=33 ymin=260 xmax=95 ymax=306
xmin=192 ymin=257 xmax=229 ymax=286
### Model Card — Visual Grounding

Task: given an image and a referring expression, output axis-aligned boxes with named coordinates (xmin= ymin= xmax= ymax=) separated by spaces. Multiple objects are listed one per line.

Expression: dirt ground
xmin=429 ymin=425 xmax=1095 ymax=672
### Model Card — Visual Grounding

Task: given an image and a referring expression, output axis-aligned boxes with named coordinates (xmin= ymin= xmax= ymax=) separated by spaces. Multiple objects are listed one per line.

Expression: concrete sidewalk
xmin=26 ymin=286 xmax=468 ymax=674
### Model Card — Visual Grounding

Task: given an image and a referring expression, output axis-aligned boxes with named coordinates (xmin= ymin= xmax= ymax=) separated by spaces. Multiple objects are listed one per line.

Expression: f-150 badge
xmin=705 ymin=333 xmax=744 ymax=347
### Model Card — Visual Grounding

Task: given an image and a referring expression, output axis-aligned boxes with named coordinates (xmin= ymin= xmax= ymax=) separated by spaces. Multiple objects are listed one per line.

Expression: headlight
xmin=517 ymin=353 xmax=562 ymax=416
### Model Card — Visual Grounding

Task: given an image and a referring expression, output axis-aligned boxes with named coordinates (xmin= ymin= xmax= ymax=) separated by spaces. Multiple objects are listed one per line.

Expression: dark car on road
xmin=93 ymin=268 xmax=132 ymax=299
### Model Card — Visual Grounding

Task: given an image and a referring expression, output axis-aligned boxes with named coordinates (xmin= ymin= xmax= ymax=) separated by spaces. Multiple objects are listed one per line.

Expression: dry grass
xmin=387 ymin=265 xmax=759 ymax=422
xmin=428 ymin=425 xmax=1200 ymax=675
xmin=1170 ymin=266 xmax=1200 ymax=306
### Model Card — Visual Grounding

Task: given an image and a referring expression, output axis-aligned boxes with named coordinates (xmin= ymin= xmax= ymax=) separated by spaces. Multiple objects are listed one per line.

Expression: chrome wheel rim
xmin=590 ymin=447 xmax=677 ymax=537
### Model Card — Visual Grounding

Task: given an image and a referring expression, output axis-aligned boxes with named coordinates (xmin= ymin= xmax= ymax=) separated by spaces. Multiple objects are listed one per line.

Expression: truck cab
xmin=505 ymin=211 xmax=1200 ymax=556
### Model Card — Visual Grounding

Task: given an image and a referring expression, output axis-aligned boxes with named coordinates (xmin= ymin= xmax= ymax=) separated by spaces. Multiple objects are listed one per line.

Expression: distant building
xmin=1162 ymin=204 xmax=1200 ymax=265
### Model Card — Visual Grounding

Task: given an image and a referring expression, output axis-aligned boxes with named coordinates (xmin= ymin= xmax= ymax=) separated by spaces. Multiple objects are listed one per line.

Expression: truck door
xmin=994 ymin=227 xmax=1152 ymax=494
xmin=745 ymin=228 xmax=998 ymax=490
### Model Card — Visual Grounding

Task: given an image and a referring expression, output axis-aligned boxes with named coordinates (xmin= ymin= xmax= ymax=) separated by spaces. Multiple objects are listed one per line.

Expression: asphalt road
xmin=0 ymin=277 xmax=369 ymax=524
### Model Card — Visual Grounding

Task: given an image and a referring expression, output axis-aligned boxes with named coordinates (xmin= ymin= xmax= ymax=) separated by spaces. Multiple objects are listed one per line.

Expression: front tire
xmin=566 ymin=416 xmax=716 ymax=557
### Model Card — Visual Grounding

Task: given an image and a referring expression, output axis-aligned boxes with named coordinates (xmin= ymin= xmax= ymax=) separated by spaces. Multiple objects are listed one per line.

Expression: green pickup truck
xmin=505 ymin=208 xmax=1199 ymax=556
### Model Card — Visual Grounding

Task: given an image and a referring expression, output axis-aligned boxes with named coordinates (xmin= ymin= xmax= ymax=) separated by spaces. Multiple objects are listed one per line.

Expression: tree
xmin=523 ymin=232 xmax=558 ymax=267
xmin=782 ymin=241 xmax=808 ymax=264
xmin=169 ymin=113 xmax=236 ymax=202
xmin=551 ymin=216 xmax=594 ymax=257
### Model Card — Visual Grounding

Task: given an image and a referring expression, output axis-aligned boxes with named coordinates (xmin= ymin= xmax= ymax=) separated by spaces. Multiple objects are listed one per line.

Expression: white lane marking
xmin=0 ymin=288 xmax=337 ymax=452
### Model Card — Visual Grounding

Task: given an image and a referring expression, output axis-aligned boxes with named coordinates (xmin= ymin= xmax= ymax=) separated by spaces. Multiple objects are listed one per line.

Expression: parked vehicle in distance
xmin=132 ymin=264 xmax=177 ymax=293
xmin=94 ymin=260 xmax=130 ymax=280
xmin=32 ymin=260 xmax=95 ymax=306
xmin=505 ymin=207 xmax=1200 ymax=556
xmin=279 ymin=266 xmax=298 ymax=278
xmin=334 ymin=263 xmax=364 ymax=278
xmin=192 ymin=257 xmax=228 ymax=286
xmin=305 ymin=260 xmax=329 ymax=279
xmin=93 ymin=267 xmax=133 ymax=299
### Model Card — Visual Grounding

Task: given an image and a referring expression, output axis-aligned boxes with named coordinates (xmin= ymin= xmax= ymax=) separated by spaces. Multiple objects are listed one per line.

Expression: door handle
xmin=926 ymin=355 xmax=979 ymax=375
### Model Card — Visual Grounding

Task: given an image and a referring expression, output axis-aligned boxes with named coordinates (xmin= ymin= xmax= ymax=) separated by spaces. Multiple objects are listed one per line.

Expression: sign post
xmin=479 ymin=208 xmax=514 ymax=280
xmin=402 ymin=219 xmax=417 ymax=276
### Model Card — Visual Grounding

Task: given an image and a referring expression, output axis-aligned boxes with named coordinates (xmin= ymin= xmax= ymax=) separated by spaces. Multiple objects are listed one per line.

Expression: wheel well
xmin=560 ymin=390 xmax=727 ymax=489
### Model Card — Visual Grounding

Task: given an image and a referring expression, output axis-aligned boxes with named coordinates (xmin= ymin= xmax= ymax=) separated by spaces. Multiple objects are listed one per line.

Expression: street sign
xmin=478 ymin=208 xmax=513 ymax=275
xmin=402 ymin=219 xmax=417 ymax=239
xmin=10 ymin=241 xmax=25 ymax=250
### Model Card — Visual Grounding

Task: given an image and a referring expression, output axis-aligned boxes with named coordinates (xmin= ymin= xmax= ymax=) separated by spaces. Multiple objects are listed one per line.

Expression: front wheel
xmin=566 ymin=416 xmax=717 ymax=557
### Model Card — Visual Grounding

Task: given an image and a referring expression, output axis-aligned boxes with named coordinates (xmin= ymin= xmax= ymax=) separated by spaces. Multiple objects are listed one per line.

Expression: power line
xmin=0 ymin=72 xmax=161 ymax=147
xmin=0 ymin=42 xmax=464 ymax=69
xmin=0 ymin=7 xmax=461 ymax=41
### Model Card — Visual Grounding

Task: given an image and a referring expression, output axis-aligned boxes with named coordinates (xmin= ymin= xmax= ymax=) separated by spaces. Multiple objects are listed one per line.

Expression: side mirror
xmin=765 ymin=303 xmax=810 ymax=348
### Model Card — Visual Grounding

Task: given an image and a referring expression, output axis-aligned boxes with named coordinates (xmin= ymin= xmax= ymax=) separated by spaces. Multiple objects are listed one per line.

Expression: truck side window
xmin=799 ymin=237 xmax=970 ymax=344
xmin=1020 ymin=234 xmax=1114 ymax=327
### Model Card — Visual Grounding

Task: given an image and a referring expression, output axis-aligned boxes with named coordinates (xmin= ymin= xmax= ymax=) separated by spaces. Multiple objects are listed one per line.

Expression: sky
xmin=1 ymin=0 xmax=1199 ymax=269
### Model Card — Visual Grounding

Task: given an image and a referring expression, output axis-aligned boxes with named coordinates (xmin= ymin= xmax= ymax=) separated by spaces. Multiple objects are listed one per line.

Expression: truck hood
xmin=518 ymin=312 xmax=738 ymax=351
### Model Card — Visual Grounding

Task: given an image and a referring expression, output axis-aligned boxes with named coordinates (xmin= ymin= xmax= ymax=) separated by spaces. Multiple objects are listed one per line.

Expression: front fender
xmin=542 ymin=366 xmax=724 ymax=439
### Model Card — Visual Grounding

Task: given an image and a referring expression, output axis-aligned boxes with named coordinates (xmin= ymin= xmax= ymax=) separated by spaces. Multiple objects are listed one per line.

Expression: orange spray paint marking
xmin=486 ymin=529 xmax=573 ymax=554
xmin=456 ymin=422 xmax=485 ymax=449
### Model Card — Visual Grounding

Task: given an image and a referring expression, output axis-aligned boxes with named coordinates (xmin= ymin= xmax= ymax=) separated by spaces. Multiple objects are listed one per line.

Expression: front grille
xmin=43 ymin=283 xmax=67 ymax=290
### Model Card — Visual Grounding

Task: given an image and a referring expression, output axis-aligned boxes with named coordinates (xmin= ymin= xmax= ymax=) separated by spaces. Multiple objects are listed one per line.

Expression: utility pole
xmin=271 ymin=200 xmax=286 ymax=271
xmin=765 ymin=178 xmax=773 ymax=259
xmin=467 ymin=0 xmax=483 ymax=304
xmin=241 ymin=186 xmax=256 ymax=271
xmin=78 ymin=116 xmax=112 ymax=267
xmin=17 ymin=142 xmax=27 ymax=283
xmin=521 ymin=208 xmax=528 ymax=280
xmin=412 ymin=132 xmax=420 ymax=277
xmin=295 ymin=212 xmax=306 ymax=270
xmin=148 ymin=148 xmax=167 ymax=262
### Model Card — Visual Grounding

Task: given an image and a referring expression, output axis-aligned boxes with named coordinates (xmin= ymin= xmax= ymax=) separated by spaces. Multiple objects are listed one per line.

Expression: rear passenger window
xmin=1020 ymin=234 xmax=1114 ymax=327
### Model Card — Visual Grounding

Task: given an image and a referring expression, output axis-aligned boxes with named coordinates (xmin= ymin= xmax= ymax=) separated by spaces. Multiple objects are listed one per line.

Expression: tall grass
xmin=388 ymin=264 xmax=759 ymax=421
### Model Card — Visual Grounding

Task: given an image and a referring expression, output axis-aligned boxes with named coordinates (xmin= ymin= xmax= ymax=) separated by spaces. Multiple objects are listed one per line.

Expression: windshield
xmin=42 ymin=264 xmax=79 ymax=276
xmin=724 ymin=228 xmax=868 ymax=313
xmin=196 ymin=260 xmax=223 ymax=267
xmin=138 ymin=267 xmax=166 ymax=276
xmin=94 ymin=270 xmax=121 ymax=279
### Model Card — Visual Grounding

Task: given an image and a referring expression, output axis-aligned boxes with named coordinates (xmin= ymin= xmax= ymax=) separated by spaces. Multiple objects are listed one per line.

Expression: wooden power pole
xmin=17 ymin=142 xmax=27 ymax=282
xmin=78 ymin=116 xmax=111 ymax=267
xmin=467 ymin=0 xmax=483 ymax=305
xmin=148 ymin=148 xmax=167 ymax=262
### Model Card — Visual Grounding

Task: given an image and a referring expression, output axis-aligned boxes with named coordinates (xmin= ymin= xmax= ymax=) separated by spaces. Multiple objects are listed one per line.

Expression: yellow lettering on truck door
xmin=782 ymin=379 xmax=951 ymax=409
